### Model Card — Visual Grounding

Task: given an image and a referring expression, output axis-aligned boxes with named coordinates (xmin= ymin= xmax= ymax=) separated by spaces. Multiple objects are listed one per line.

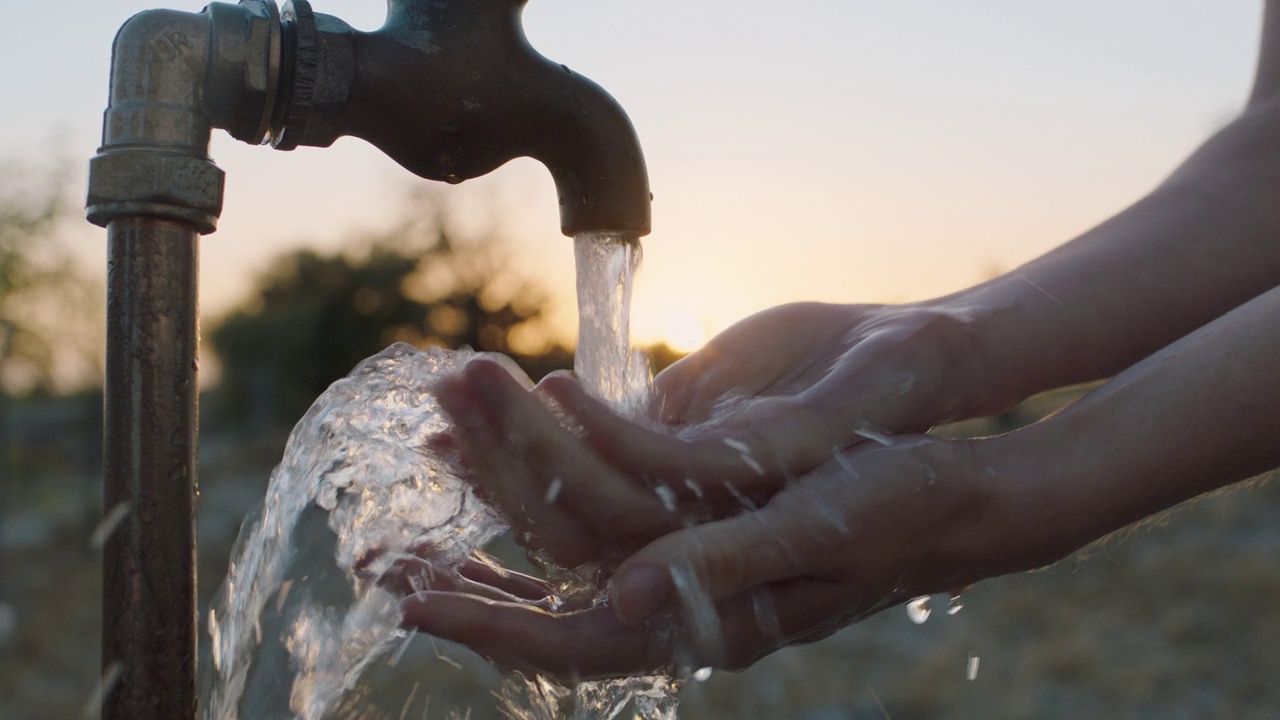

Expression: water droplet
xmin=654 ymin=484 xmax=677 ymax=512
xmin=906 ymin=596 xmax=931 ymax=624
xmin=683 ymin=477 xmax=704 ymax=500
xmin=544 ymin=477 xmax=563 ymax=504
xmin=947 ymin=593 xmax=963 ymax=615
xmin=721 ymin=481 xmax=758 ymax=510
xmin=722 ymin=438 xmax=765 ymax=475
xmin=854 ymin=429 xmax=894 ymax=447
xmin=966 ymin=653 xmax=980 ymax=681
xmin=895 ymin=374 xmax=915 ymax=395
xmin=84 ymin=662 xmax=122 ymax=718
xmin=692 ymin=667 xmax=713 ymax=682
xmin=91 ymin=500 xmax=131 ymax=549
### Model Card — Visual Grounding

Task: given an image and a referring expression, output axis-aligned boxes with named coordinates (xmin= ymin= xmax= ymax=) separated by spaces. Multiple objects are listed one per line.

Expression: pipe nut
xmin=206 ymin=0 xmax=283 ymax=144
xmin=86 ymin=150 xmax=226 ymax=233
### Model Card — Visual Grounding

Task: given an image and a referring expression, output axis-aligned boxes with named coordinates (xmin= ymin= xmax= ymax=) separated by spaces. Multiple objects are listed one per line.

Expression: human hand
xmin=645 ymin=301 xmax=992 ymax=469
xmin=401 ymin=435 xmax=1024 ymax=681
xmin=431 ymin=302 xmax=993 ymax=569
xmin=431 ymin=358 xmax=701 ymax=569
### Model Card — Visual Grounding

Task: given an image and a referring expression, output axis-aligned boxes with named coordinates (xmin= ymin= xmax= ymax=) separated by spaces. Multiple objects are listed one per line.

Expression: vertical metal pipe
xmin=102 ymin=217 xmax=199 ymax=720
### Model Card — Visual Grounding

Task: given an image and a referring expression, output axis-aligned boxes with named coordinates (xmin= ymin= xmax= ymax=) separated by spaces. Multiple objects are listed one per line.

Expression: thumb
xmin=607 ymin=502 xmax=812 ymax=626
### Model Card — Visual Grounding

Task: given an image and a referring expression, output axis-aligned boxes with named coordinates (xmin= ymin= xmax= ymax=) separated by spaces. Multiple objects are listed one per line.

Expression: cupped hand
xmin=431 ymin=358 xmax=701 ymax=569
xmin=401 ymin=436 xmax=1024 ymax=681
xmin=666 ymin=300 xmax=993 ymax=453
xmin=432 ymin=302 xmax=992 ymax=564
xmin=536 ymin=302 xmax=992 ymax=514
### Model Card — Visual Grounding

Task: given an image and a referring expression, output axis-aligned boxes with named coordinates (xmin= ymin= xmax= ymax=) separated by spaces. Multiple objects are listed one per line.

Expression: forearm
xmin=935 ymin=100 xmax=1280 ymax=414
xmin=983 ymin=283 xmax=1280 ymax=572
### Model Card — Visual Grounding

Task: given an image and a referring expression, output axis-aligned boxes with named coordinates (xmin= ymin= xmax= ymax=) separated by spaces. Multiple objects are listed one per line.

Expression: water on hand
xmin=201 ymin=232 xmax=683 ymax=719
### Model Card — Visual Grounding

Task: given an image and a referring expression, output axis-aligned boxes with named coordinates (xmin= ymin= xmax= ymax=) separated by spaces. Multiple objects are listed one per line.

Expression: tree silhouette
xmin=208 ymin=193 xmax=571 ymax=428
xmin=0 ymin=160 xmax=100 ymax=395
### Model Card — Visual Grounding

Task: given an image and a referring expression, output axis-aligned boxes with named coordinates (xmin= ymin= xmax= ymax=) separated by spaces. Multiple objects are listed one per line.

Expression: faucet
xmin=84 ymin=2 xmax=650 ymax=717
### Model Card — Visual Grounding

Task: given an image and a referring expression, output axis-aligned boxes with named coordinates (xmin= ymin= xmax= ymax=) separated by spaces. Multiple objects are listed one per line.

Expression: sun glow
xmin=631 ymin=302 xmax=709 ymax=353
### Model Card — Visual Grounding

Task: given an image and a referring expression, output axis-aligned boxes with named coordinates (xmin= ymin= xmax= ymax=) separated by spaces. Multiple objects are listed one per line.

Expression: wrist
xmin=925 ymin=271 xmax=1085 ymax=417
xmin=904 ymin=291 xmax=1037 ymax=421
xmin=961 ymin=427 xmax=1095 ymax=576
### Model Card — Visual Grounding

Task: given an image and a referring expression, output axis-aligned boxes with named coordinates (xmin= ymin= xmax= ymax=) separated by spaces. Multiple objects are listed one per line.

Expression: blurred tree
xmin=208 ymin=191 xmax=573 ymax=428
xmin=0 ymin=160 xmax=101 ymax=395
xmin=0 ymin=157 xmax=104 ymax=613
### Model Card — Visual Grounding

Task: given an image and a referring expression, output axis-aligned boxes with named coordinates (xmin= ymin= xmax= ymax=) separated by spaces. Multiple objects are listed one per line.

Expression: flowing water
xmin=201 ymin=232 xmax=679 ymax=719
xmin=552 ymin=233 xmax=680 ymax=719
xmin=572 ymin=232 xmax=650 ymax=415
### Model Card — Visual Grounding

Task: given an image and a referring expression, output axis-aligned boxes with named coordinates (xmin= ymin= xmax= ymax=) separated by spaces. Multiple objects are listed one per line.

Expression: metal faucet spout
xmin=276 ymin=0 xmax=651 ymax=237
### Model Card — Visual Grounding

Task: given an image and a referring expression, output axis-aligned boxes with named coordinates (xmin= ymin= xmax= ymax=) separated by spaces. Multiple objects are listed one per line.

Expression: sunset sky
xmin=1 ymin=1 xmax=1264 ymax=351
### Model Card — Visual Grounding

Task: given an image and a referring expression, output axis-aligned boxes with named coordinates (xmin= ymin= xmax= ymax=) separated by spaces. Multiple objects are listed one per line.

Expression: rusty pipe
xmin=101 ymin=218 xmax=200 ymax=720
xmin=87 ymin=3 xmax=278 ymax=719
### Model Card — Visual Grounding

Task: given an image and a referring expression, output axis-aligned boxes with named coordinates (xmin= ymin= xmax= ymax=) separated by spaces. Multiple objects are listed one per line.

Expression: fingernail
xmin=610 ymin=565 xmax=671 ymax=625
xmin=399 ymin=592 xmax=432 ymax=624
xmin=435 ymin=377 xmax=485 ymax=427
xmin=466 ymin=359 xmax=506 ymax=406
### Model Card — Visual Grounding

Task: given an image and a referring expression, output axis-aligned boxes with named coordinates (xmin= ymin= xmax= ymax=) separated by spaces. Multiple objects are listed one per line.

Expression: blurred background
xmin=3 ymin=0 xmax=1279 ymax=718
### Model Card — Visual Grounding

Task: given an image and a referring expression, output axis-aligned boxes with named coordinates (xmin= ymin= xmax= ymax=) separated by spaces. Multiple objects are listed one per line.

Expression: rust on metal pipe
xmin=102 ymin=217 xmax=200 ymax=720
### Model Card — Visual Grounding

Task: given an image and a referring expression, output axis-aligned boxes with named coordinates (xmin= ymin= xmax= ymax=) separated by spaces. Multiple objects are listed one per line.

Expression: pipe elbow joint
xmin=89 ymin=1 xmax=286 ymax=232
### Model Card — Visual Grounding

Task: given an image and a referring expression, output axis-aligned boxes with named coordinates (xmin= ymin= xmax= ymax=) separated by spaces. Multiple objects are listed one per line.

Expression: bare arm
xmin=985 ymin=282 xmax=1280 ymax=572
xmin=950 ymin=5 xmax=1280 ymax=415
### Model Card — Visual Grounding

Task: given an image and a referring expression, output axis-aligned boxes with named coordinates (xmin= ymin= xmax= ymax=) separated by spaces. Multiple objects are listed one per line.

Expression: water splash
xmin=201 ymin=344 xmax=506 ymax=719
xmin=202 ymin=232 xmax=679 ymax=719
xmin=906 ymin=596 xmax=932 ymax=625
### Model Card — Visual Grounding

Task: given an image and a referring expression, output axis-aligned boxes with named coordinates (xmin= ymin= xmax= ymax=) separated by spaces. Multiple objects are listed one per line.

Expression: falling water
xmin=572 ymin=232 xmax=650 ymax=414
xmin=201 ymin=232 xmax=680 ymax=719
xmin=537 ymin=232 xmax=679 ymax=719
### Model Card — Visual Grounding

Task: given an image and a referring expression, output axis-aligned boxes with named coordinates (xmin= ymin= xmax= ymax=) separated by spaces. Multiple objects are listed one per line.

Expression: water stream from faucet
xmin=200 ymin=232 xmax=681 ymax=719
xmin=563 ymin=232 xmax=679 ymax=719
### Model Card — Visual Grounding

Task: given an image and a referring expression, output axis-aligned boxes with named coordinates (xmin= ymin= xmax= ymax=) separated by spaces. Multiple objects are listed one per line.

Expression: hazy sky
xmin=0 ymin=1 xmax=1264 ymax=350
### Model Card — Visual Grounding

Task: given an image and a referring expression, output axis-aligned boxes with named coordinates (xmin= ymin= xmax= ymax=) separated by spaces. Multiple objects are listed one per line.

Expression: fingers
xmin=456 ymin=555 xmax=555 ymax=602
xmin=706 ymin=578 xmax=857 ymax=670
xmin=436 ymin=358 xmax=681 ymax=565
xmin=435 ymin=361 xmax=597 ymax=565
xmin=607 ymin=497 xmax=827 ymax=626
xmin=376 ymin=553 xmax=554 ymax=605
xmin=652 ymin=302 xmax=855 ymax=425
xmin=400 ymin=580 xmax=861 ymax=679
xmin=649 ymin=343 xmax=725 ymax=424
xmin=537 ymin=374 xmax=784 ymax=508
xmin=401 ymin=592 xmax=670 ymax=682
